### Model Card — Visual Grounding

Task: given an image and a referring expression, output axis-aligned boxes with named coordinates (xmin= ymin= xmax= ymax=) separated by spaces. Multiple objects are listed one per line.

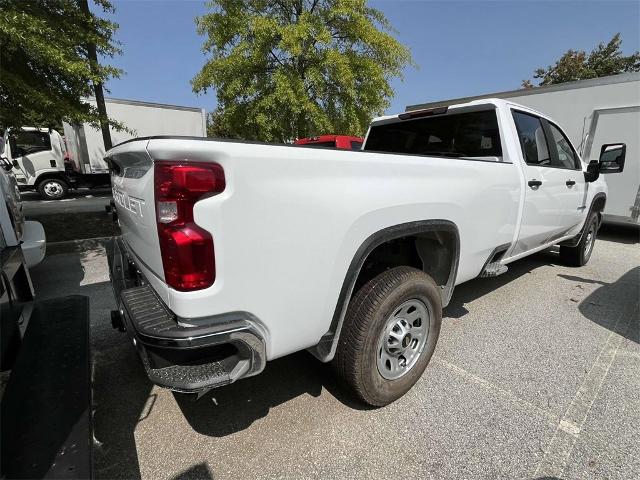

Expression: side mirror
xmin=598 ymin=143 xmax=626 ymax=174
xmin=584 ymin=160 xmax=600 ymax=183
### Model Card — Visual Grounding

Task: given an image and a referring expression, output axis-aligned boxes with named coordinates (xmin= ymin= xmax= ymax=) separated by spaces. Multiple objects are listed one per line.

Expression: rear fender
xmin=308 ymin=220 xmax=459 ymax=363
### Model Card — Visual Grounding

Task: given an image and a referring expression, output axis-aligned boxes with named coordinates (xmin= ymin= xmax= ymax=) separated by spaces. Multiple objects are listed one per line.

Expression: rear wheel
xmin=37 ymin=178 xmax=68 ymax=200
xmin=559 ymin=212 xmax=599 ymax=266
xmin=333 ymin=266 xmax=442 ymax=407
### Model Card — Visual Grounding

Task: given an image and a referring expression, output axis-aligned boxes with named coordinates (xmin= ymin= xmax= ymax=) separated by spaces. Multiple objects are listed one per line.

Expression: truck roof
xmin=370 ymin=97 xmax=557 ymax=127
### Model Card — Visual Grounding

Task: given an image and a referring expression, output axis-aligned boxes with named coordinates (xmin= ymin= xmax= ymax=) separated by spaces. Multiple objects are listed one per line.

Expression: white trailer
xmin=406 ymin=72 xmax=640 ymax=226
xmin=63 ymin=97 xmax=207 ymax=178
xmin=5 ymin=98 xmax=206 ymax=199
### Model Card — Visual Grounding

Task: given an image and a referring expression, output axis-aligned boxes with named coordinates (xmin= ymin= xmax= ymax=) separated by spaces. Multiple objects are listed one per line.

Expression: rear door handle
xmin=566 ymin=180 xmax=576 ymax=187
xmin=528 ymin=179 xmax=542 ymax=188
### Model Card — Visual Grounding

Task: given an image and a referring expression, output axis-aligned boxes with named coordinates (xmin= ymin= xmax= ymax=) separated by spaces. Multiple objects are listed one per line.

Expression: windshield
xmin=13 ymin=130 xmax=52 ymax=156
xmin=364 ymin=109 xmax=502 ymax=158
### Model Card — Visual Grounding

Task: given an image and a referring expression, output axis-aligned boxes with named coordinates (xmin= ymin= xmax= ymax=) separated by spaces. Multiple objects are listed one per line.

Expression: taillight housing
xmin=154 ymin=161 xmax=225 ymax=291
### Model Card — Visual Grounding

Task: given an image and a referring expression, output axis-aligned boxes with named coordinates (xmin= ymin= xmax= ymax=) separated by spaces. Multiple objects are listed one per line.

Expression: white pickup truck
xmin=107 ymin=99 xmax=625 ymax=406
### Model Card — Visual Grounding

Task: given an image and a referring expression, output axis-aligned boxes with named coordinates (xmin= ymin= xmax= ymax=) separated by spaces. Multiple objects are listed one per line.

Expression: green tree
xmin=522 ymin=33 xmax=640 ymax=88
xmin=193 ymin=0 xmax=413 ymax=142
xmin=0 ymin=0 xmax=122 ymax=129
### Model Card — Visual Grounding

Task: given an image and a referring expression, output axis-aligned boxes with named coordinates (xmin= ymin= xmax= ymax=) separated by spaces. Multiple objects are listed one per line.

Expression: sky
xmin=101 ymin=0 xmax=640 ymax=115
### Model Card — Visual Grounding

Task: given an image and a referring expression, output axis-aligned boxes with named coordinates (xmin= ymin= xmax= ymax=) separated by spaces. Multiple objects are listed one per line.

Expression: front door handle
xmin=528 ymin=179 xmax=542 ymax=189
xmin=566 ymin=180 xmax=576 ymax=187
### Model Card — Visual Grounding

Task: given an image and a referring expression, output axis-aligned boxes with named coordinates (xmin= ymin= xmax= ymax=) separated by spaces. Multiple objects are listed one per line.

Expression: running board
xmin=480 ymin=262 xmax=508 ymax=277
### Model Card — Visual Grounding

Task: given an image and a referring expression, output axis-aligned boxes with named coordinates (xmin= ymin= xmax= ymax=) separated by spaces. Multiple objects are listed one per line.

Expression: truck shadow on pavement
xmin=558 ymin=266 xmax=640 ymax=344
xmin=444 ymin=249 xmax=560 ymax=319
xmin=597 ymin=223 xmax=639 ymax=245
xmin=174 ymin=349 xmax=372 ymax=437
xmin=172 ymin=463 xmax=215 ymax=480
xmin=29 ymin=227 xmax=639 ymax=477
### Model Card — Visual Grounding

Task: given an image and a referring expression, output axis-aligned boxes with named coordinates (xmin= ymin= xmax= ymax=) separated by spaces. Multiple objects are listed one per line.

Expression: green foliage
xmin=522 ymin=33 xmax=640 ymax=88
xmin=193 ymin=0 xmax=413 ymax=142
xmin=0 ymin=0 xmax=122 ymax=129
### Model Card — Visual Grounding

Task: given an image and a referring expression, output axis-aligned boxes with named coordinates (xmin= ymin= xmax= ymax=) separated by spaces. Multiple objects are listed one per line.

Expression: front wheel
xmin=333 ymin=266 xmax=442 ymax=407
xmin=37 ymin=178 xmax=68 ymax=200
xmin=559 ymin=212 xmax=599 ymax=266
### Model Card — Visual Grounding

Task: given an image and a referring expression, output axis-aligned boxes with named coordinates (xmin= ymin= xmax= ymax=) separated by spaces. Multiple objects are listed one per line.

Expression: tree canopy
xmin=522 ymin=33 xmax=640 ymax=88
xmin=192 ymin=0 xmax=413 ymax=142
xmin=0 ymin=0 xmax=122 ymax=129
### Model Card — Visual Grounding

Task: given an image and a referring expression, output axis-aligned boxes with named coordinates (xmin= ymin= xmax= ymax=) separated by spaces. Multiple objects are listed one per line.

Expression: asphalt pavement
xmin=21 ymin=188 xmax=113 ymax=215
xmin=27 ymin=221 xmax=640 ymax=480
xmin=21 ymin=189 xmax=119 ymax=243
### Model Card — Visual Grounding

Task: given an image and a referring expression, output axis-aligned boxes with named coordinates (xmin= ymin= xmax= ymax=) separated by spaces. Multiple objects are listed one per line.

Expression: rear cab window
xmin=363 ymin=109 xmax=503 ymax=160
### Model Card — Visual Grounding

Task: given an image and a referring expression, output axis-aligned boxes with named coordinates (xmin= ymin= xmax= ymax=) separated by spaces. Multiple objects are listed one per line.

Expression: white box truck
xmin=3 ymin=98 xmax=207 ymax=199
xmin=406 ymin=72 xmax=640 ymax=226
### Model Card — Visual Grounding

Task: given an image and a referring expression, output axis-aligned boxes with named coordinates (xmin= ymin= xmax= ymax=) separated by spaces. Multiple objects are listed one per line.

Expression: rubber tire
xmin=333 ymin=266 xmax=442 ymax=407
xmin=559 ymin=212 xmax=599 ymax=267
xmin=37 ymin=178 xmax=68 ymax=200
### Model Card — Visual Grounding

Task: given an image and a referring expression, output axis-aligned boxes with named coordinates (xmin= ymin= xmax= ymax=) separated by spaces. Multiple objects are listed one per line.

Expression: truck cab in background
xmin=4 ymin=128 xmax=70 ymax=200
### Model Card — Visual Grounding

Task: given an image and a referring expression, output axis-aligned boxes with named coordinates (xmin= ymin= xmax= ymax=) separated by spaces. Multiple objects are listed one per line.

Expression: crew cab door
xmin=511 ymin=110 xmax=584 ymax=255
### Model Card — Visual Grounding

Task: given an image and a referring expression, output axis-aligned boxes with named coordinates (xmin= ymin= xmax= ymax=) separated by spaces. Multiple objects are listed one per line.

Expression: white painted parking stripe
xmin=434 ymin=357 xmax=560 ymax=424
xmin=534 ymin=300 xmax=639 ymax=478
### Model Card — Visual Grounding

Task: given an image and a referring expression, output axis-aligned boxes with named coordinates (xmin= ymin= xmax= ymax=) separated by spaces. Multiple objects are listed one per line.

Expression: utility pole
xmin=79 ymin=0 xmax=112 ymax=151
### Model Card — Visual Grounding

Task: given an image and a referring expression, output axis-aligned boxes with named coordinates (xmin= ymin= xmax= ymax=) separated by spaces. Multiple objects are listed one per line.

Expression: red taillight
xmin=154 ymin=161 xmax=225 ymax=291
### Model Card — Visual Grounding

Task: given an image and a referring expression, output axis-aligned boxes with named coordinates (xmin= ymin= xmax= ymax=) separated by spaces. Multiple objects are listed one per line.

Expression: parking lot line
xmin=534 ymin=299 xmax=639 ymax=478
xmin=433 ymin=357 xmax=560 ymax=424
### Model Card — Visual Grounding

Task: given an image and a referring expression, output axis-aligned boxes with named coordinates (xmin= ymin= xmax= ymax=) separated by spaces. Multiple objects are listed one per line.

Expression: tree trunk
xmin=79 ymin=0 xmax=112 ymax=151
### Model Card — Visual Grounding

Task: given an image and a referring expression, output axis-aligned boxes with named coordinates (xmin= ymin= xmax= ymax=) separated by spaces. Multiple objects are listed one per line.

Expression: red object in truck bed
xmin=294 ymin=135 xmax=364 ymax=150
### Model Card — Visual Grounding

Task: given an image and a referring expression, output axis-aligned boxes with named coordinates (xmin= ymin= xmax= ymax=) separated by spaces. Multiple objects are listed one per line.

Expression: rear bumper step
xmin=108 ymin=237 xmax=266 ymax=393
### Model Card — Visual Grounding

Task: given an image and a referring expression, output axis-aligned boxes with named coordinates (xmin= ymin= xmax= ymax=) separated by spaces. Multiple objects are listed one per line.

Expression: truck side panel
xmin=134 ymin=139 xmax=522 ymax=360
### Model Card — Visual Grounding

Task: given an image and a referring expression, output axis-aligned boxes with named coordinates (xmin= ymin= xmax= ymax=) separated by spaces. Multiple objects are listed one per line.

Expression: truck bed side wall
xmin=142 ymin=139 xmax=522 ymax=360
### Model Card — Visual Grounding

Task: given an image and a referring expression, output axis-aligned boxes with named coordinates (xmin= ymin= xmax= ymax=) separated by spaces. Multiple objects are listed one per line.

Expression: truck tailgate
xmin=108 ymin=141 xmax=165 ymax=282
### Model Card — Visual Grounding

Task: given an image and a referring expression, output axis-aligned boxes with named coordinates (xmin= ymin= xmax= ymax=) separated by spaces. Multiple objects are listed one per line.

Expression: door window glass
xmin=548 ymin=123 xmax=580 ymax=169
xmin=512 ymin=111 xmax=550 ymax=166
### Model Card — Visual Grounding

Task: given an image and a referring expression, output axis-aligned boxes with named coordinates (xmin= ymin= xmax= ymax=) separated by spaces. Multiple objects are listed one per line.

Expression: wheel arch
xmin=33 ymin=171 xmax=68 ymax=186
xmin=308 ymin=219 xmax=460 ymax=363
xmin=591 ymin=192 xmax=607 ymax=224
